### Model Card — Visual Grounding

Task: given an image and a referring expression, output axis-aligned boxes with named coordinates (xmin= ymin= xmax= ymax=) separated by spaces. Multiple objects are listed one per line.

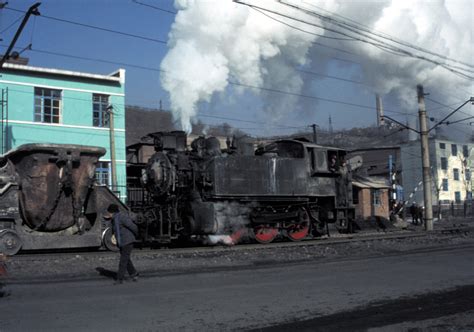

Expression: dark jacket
xmin=112 ymin=212 xmax=138 ymax=247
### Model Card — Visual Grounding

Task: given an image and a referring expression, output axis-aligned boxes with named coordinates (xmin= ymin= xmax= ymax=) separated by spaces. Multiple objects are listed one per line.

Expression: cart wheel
xmin=101 ymin=227 xmax=119 ymax=252
xmin=0 ymin=229 xmax=22 ymax=256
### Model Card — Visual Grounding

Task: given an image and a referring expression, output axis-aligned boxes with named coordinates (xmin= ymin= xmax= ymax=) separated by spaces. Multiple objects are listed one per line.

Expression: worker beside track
xmin=104 ymin=204 xmax=139 ymax=285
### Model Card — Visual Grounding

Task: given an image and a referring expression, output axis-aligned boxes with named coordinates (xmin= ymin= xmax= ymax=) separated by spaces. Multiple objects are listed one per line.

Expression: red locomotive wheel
xmin=286 ymin=223 xmax=309 ymax=241
xmin=286 ymin=209 xmax=310 ymax=241
xmin=229 ymin=228 xmax=246 ymax=245
xmin=253 ymin=225 xmax=278 ymax=244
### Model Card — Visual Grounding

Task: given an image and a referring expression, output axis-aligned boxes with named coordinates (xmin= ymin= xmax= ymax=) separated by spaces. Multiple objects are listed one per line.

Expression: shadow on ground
xmin=95 ymin=267 xmax=117 ymax=280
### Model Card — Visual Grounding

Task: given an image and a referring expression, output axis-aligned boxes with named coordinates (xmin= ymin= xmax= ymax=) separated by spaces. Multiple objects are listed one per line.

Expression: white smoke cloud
xmin=161 ymin=0 xmax=473 ymax=136
xmin=161 ymin=0 xmax=316 ymax=132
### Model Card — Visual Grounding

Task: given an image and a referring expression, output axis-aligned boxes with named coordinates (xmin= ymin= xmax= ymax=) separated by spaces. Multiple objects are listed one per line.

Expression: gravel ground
xmin=3 ymin=217 xmax=473 ymax=283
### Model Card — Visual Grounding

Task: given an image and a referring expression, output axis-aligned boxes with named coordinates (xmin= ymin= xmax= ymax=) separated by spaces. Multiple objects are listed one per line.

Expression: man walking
xmin=105 ymin=204 xmax=139 ymax=284
xmin=409 ymin=203 xmax=418 ymax=225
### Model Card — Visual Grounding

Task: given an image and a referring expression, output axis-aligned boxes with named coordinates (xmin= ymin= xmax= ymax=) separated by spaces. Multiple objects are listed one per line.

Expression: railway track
xmin=11 ymin=226 xmax=471 ymax=262
xmin=3 ymin=225 xmax=472 ymax=285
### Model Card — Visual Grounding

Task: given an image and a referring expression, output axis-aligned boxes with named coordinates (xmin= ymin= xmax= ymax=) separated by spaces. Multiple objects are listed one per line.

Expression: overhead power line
xmin=251 ymin=7 xmax=357 ymax=42
xmin=425 ymin=96 xmax=472 ymax=117
xmin=0 ymin=13 xmax=25 ymax=34
xmin=0 ymin=86 xmax=309 ymax=132
xmin=131 ymin=0 xmax=177 ymax=15
xmin=1 ymin=44 xmax=415 ymax=118
xmin=4 ymin=6 xmax=167 ymax=44
xmin=281 ymin=0 xmax=474 ymax=70
xmin=234 ymin=1 xmax=474 ymax=80
xmin=134 ymin=0 xmax=366 ymax=66
xmin=296 ymin=68 xmax=365 ymax=85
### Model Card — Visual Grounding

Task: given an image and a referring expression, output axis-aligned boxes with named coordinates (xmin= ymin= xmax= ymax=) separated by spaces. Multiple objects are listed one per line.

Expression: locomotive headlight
xmin=140 ymin=168 xmax=148 ymax=185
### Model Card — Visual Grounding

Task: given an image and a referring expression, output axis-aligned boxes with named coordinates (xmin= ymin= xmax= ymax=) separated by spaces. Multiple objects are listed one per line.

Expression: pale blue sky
xmin=0 ymin=0 xmax=471 ymax=138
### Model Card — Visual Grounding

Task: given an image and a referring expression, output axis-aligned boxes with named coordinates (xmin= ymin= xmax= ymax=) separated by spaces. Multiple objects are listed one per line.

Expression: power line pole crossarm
xmin=0 ymin=2 xmax=41 ymax=70
xmin=417 ymin=84 xmax=433 ymax=231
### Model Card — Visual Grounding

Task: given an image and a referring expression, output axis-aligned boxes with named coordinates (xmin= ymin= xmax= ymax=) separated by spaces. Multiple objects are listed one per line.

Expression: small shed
xmin=352 ymin=176 xmax=390 ymax=220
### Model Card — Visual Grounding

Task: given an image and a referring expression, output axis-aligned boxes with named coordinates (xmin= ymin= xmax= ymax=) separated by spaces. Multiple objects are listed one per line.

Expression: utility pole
xmin=417 ymin=85 xmax=433 ymax=231
xmin=389 ymin=154 xmax=397 ymax=203
xmin=311 ymin=123 xmax=317 ymax=144
xmin=383 ymin=89 xmax=473 ymax=231
xmin=0 ymin=2 xmax=41 ymax=70
xmin=107 ymin=105 xmax=117 ymax=192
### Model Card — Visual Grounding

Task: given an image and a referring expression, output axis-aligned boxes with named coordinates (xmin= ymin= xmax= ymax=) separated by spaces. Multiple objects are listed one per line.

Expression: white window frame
xmin=34 ymin=87 xmax=62 ymax=124
xmin=92 ymin=94 xmax=110 ymax=128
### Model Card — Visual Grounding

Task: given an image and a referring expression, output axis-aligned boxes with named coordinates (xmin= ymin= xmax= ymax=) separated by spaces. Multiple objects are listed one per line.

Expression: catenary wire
xmin=286 ymin=0 xmax=474 ymax=69
xmin=3 ymin=6 xmax=168 ymax=45
xmin=131 ymin=0 xmax=177 ymax=15
xmin=0 ymin=44 xmax=417 ymax=118
xmin=235 ymin=1 xmax=474 ymax=80
xmin=0 ymin=13 xmax=25 ymax=34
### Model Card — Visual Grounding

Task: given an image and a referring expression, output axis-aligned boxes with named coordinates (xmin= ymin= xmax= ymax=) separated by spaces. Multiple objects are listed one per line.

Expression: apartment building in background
xmin=401 ymin=139 xmax=473 ymax=206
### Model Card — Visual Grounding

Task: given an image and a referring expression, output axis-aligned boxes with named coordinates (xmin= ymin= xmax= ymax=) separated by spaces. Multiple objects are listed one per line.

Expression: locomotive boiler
xmin=135 ymin=131 xmax=354 ymax=244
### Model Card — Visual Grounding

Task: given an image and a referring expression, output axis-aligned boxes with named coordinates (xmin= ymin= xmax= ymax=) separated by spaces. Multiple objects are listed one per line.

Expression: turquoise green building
xmin=0 ymin=62 xmax=127 ymax=200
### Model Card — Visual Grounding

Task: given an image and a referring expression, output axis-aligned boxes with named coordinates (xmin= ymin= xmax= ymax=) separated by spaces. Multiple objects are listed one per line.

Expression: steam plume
xmin=161 ymin=0 xmax=473 ymax=135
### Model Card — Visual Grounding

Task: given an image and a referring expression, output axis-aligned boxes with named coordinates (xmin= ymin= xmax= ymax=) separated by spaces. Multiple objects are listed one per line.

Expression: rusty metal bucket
xmin=2 ymin=144 xmax=106 ymax=232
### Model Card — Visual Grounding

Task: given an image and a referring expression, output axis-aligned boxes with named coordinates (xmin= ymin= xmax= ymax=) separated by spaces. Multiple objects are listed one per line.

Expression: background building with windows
xmin=352 ymin=176 xmax=390 ymax=220
xmin=0 ymin=61 xmax=127 ymax=200
xmin=401 ymin=139 xmax=473 ymax=208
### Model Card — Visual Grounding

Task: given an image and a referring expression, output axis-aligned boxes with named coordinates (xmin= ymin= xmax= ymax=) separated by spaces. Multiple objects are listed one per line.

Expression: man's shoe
xmin=131 ymin=273 xmax=139 ymax=282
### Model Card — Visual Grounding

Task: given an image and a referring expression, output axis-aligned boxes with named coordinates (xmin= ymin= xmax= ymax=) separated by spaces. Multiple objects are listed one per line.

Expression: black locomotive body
xmin=135 ymin=131 xmax=354 ymax=244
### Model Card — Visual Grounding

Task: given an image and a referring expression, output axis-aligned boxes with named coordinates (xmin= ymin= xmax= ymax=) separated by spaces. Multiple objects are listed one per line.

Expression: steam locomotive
xmin=131 ymin=131 xmax=355 ymax=245
xmin=0 ymin=131 xmax=355 ymax=255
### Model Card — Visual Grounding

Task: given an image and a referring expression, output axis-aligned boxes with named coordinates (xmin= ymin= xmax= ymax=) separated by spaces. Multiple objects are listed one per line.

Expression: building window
xmin=95 ymin=161 xmax=110 ymax=186
xmin=453 ymin=168 xmax=460 ymax=181
xmin=466 ymin=169 xmax=471 ymax=181
xmin=352 ymin=187 xmax=359 ymax=204
xmin=439 ymin=142 xmax=445 ymax=149
xmin=373 ymin=189 xmax=381 ymax=206
xmin=451 ymin=144 xmax=457 ymax=156
xmin=34 ymin=87 xmax=61 ymax=123
xmin=467 ymin=192 xmax=473 ymax=201
xmin=454 ymin=191 xmax=461 ymax=203
xmin=442 ymin=179 xmax=448 ymax=191
xmin=463 ymin=145 xmax=469 ymax=158
xmin=93 ymin=94 xmax=110 ymax=127
xmin=440 ymin=157 xmax=448 ymax=170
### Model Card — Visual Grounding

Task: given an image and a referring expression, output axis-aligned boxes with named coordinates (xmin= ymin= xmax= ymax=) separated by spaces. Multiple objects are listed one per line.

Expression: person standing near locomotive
xmin=410 ymin=203 xmax=419 ymax=225
xmin=105 ymin=204 xmax=139 ymax=284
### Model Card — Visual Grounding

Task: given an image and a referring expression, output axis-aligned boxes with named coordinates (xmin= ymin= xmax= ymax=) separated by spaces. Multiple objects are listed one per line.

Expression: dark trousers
xmin=117 ymin=243 xmax=137 ymax=281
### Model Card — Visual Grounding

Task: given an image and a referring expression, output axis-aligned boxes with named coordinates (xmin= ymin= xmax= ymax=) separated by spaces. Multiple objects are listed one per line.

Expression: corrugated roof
xmin=352 ymin=176 xmax=389 ymax=189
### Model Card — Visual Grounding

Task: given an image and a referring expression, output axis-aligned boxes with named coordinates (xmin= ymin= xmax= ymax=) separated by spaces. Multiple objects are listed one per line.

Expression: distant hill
xmin=125 ymin=106 xmax=247 ymax=146
xmin=125 ymin=106 xmax=175 ymax=146
xmin=126 ymin=106 xmax=474 ymax=148
xmin=125 ymin=105 xmax=413 ymax=149
xmin=260 ymin=126 xmax=410 ymax=150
